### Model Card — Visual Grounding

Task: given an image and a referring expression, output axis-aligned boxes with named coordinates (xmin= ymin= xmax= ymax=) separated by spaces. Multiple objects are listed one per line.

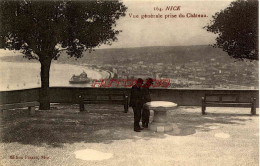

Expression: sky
xmin=100 ymin=0 xmax=234 ymax=48
xmin=0 ymin=0 xmax=235 ymax=54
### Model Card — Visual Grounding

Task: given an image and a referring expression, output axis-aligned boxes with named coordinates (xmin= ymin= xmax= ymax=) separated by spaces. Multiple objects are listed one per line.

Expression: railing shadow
xmin=0 ymin=105 xmax=257 ymax=147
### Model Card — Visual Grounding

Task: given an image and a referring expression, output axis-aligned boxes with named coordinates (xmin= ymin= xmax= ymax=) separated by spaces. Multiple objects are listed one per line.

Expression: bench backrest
xmin=204 ymin=94 xmax=240 ymax=103
xmin=0 ymin=101 xmax=40 ymax=110
xmin=79 ymin=93 xmax=128 ymax=101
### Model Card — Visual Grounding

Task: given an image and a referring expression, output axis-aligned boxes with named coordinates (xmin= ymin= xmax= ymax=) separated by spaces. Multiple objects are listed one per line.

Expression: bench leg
xmin=124 ymin=96 xmax=129 ymax=113
xmin=124 ymin=104 xmax=128 ymax=113
xmin=202 ymin=97 xmax=206 ymax=115
xmin=251 ymin=98 xmax=256 ymax=115
xmin=202 ymin=106 xmax=206 ymax=115
xmin=28 ymin=106 xmax=35 ymax=115
xmin=79 ymin=103 xmax=86 ymax=112
xmin=1 ymin=109 xmax=5 ymax=115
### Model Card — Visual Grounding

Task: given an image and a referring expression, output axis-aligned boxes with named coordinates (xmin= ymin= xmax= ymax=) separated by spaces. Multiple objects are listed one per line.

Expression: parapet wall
xmin=0 ymin=87 xmax=258 ymax=107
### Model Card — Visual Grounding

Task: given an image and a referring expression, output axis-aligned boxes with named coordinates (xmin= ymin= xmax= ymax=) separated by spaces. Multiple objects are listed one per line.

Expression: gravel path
xmin=0 ymin=105 xmax=258 ymax=166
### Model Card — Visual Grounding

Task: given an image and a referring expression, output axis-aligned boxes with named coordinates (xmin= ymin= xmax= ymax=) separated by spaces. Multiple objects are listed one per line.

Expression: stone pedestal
xmin=28 ymin=106 xmax=35 ymax=115
xmin=145 ymin=101 xmax=177 ymax=133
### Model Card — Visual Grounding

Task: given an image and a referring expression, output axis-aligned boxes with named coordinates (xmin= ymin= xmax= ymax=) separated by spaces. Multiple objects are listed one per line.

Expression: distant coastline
xmin=0 ymin=45 xmax=258 ymax=90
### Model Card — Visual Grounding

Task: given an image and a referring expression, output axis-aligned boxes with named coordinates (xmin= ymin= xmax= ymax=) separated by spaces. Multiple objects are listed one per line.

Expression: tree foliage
xmin=204 ymin=0 xmax=258 ymax=60
xmin=0 ymin=0 xmax=127 ymax=60
xmin=0 ymin=0 xmax=127 ymax=109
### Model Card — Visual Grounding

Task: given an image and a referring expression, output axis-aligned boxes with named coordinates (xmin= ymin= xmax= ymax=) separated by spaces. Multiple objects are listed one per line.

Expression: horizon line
xmin=95 ymin=44 xmax=212 ymax=50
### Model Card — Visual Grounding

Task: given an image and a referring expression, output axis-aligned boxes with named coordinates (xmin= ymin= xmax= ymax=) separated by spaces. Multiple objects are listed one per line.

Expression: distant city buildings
xmin=89 ymin=59 xmax=258 ymax=89
xmin=59 ymin=50 xmax=258 ymax=89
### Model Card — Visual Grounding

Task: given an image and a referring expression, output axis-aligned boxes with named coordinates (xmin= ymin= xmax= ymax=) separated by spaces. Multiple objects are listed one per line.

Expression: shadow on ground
xmin=0 ymin=104 xmax=256 ymax=147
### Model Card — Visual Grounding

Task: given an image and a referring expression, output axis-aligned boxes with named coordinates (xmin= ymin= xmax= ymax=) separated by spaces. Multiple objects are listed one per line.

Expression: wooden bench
xmin=202 ymin=93 xmax=256 ymax=115
xmin=0 ymin=101 xmax=40 ymax=115
xmin=79 ymin=93 xmax=129 ymax=113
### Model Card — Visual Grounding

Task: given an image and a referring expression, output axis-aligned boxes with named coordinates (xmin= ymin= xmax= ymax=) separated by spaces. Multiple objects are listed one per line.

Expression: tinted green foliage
xmin=204 ymin=0 xmax=258 ymax=60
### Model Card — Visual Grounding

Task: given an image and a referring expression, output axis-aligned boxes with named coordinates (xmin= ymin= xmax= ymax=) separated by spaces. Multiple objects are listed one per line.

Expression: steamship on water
xmin=69 ymin=71 xmax=91 ymax=84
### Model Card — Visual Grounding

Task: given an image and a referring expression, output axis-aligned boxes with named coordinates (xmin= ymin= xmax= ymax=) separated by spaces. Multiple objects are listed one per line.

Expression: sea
xmin=0 ymin=61 xmax=109 ymax=91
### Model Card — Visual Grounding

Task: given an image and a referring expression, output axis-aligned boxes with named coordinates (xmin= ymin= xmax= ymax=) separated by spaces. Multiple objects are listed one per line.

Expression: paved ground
xmin=0 ymin=104 xmax=258 ymax=166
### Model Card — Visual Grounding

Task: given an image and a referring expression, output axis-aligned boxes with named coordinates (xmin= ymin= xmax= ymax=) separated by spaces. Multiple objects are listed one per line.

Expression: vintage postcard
xmin=0 ymin=0 xmax=258 ymax=165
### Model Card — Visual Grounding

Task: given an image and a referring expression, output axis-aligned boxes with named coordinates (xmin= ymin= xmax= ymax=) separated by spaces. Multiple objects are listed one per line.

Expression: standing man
xmin=142 ymin=78 xmax=153 ymax=128
xmin=129 ymin=78 xmax=144 ymax=132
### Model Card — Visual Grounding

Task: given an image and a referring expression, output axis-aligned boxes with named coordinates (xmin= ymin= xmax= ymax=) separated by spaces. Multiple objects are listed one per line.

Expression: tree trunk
xmin=39 ymin=59 xmax=52 ymax=110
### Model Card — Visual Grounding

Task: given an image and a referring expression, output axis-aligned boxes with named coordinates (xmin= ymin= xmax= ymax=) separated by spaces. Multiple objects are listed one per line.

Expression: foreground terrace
xmin=0 ymin=103 xmax=258 ymax=166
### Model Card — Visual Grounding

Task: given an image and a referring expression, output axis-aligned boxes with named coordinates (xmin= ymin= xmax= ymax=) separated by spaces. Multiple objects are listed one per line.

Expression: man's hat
xmin=136 ymin=78 xmax=144 ymax=83
xmin=146 ymin=77 xmax=154 ymax=84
